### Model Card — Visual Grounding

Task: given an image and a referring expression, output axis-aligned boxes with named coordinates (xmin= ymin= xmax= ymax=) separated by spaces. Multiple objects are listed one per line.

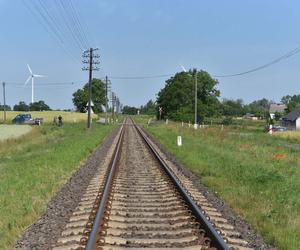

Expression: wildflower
xmin=272 ymin=153 xmax=285 ymax=160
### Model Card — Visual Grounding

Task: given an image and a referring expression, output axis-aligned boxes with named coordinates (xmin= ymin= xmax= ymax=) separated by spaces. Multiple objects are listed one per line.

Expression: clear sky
xmin=1 ymin=0 xmax=300 ymax=109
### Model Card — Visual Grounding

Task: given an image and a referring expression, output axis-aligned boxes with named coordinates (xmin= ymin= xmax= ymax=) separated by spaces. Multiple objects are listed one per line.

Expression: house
xmin=269 ymin=103 xmax=286 ymax=119
xmin=281 ymin=106 xmax=300 ymax=130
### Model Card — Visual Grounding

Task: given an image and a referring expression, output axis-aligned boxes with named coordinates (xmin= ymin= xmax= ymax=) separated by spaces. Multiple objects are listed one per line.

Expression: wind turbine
xmin=180 ymin=64 xmax=187 ymax=72
xmin=24 ymin=64 xmax=46 ymax=103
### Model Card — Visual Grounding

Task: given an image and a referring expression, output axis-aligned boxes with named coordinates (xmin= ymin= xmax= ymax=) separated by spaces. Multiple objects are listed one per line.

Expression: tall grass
xmin=145 ymin=122 xmax=300 ymax=250
xmin=273 ymin=131 xmax=300 ymax=141
xmin=0 ymin=125 xmax=32 ymax=141
xmin=0 ymin=123 xmax=114 ymax=249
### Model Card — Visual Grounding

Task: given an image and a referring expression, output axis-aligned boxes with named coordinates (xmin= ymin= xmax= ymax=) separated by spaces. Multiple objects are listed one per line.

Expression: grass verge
xmin=142 ymin=121 xmax=300 ymax=250
xmin=0 ymin=123 xmax=114 ymax=249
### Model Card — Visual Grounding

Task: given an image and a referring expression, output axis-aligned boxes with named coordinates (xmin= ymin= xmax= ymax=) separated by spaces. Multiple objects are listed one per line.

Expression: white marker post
xmin=166 ymin=119 xmax=168 ymax=125
xmin=177 ymin=136 xmax=182 ymax=146
xmin=269 ymin=124 xmax=273 ymax=135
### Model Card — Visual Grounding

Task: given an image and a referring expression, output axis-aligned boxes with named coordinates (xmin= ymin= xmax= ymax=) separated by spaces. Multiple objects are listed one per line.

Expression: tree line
xmin=4 ymin=74 xmax=299 ymax=120
xmin=0 ymin=100 xmax=51 ymax=111
xmin=123 ymin=69 xmax=300 ymax=122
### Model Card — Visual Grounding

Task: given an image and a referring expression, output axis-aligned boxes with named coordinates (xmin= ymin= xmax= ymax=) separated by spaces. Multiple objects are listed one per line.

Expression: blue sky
xmin=1 ymin=0 xmax=300 ymax=109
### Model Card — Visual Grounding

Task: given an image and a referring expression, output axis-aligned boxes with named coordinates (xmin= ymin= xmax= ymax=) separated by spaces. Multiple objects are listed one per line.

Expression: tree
xmin=72 ymin=78 xmax=106 ymax=113
xmin=122 ymin=105 xmax=138 ymax=115
xmin=0 ymin=104 xmax=11 ymax=111
xmin=140 ymin=100 xmax=156 ymax=115
xmin=29 ymin=100 xmax=51 ymax=111
xmin=221 ymin=98 xmax=245 ymax=116
xmin=281 ymin=94 xmax=300 ymax=113
xmin=13 ymin=101 xmax=29 ymax=111
xmin=156 ymin=69 xmax=221 ymax=122
xmin=244 ymin=98 xmax=270 ymax=118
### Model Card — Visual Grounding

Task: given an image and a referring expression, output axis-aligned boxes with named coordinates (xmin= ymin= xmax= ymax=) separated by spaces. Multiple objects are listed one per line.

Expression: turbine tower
xmin=24 ymin=64 xmax=45 ymax=103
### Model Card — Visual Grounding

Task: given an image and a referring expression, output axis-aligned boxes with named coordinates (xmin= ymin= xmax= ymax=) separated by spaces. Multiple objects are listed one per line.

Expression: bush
xmin=222 ymin=117 xmax=233 ymax=125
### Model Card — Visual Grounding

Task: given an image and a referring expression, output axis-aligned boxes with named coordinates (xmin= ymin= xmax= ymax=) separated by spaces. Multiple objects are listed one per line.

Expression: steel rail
xmin=85 ymin=121 xmax=125 ymax=250
xmin=133 ymin=121 xmax=229 ymax=250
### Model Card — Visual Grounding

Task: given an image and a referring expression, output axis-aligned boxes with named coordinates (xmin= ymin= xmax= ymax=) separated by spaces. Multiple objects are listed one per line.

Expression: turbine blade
xmin=33 ymin=74 xmax=46 ymax=78
xmin=180 ymin=64 xmax=187 ymax=72
xmin=24 ymin=75 xmax=31 ymax=85
xmin=27 ymin=64 xmax=33 ymax=74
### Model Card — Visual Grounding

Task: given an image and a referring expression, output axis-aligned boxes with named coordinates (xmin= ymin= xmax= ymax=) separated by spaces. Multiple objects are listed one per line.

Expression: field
xmin=273 ymin=130 xmax=300 ymax=141
xmin=0 ymin=111 xmax=98 ymax=124
xmin=0 ymin=125 xmax=32 ymax=141
xmin=136 ymin=117 xmax=300 ymax=250
xmin=0 ymin=122 xmax=115 ymax=249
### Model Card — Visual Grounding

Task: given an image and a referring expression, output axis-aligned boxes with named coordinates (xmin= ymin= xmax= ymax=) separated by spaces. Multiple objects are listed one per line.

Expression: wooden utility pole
xmin=82 ymin=48 xmax=99 ymax=129
xmin=87 ymin=48 xmax=93 ymax=129
xmin=2 ymin=82 xmax=6 ymax=123
xmin=112 ymin=92 xmax=115 ymax=123
xmin=105 ymin=76 xmax=108 ymax=124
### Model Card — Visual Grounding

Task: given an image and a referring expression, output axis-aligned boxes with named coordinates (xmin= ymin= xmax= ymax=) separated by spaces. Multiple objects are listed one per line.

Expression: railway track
xmin=54 ymin=118 xmax=252 ymax=250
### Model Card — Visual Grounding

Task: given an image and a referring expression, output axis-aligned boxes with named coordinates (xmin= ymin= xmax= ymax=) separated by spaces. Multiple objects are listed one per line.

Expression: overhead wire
xmin=22 ymin=0 xmax=93 ymax=65
xmin=57 ymin=0 xmax=87 ymax=50
xmin=107 ymin=45 xmax=300 ymax=80
xmin=37 ymin=0 xmax=84 ymax=52
xmin=108 ymin=74 xmax=173 ymax=80
xmin=213 ymin=46 xmax=300 ymax=77
xmin=70 ymin=0 xmax=93 ymax=47
xmin=66 ymin=0 xmax=90 ymax=48
xmin=22 ymin=0 xmax=82 ymax=65
xmin=6 ymin=81 xmax=79 ymax=86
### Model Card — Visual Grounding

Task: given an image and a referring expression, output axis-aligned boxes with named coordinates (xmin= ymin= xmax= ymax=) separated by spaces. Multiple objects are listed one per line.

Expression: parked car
xmin=12 ymin=114 xmax=43 ymax=125
xmin=273 ymin=125 xmax=287 ymax=132
xmin=264 ymin=125 xmax=288 ymax=133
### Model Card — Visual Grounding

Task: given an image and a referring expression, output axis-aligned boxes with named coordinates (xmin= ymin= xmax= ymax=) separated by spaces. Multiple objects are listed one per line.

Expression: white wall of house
xmin=270 ymin=113 xmax=275 ymax=119
xmin=296 ymin=117 xmax=300 ymax=130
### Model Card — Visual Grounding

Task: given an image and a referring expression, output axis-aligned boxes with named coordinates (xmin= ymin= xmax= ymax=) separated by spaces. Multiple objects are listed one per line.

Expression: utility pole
xmin=82 ymin=48 xmax=100 ymax=129
xmin=111 ymin=92 xmax=116 ymax=123
xmin=105 ymin=76 xmax=109 ymax=124
xmin=2 ymin=82 xmax=6 ymax=123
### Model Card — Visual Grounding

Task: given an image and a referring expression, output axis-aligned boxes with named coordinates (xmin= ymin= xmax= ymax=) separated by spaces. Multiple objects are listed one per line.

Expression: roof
xmin=269 ymin=103 xmax=286 ymax=113
xmin=283 ymin=106 xmax=300 ymax=121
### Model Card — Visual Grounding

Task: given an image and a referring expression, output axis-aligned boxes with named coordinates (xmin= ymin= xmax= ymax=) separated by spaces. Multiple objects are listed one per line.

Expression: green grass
xmin=141 ymin=121 xmax=300 ymax=250
xmin=0 ymin=123 xmax=115 ymax=249
xmin=0 ymin=125 xmax=32 ymax=141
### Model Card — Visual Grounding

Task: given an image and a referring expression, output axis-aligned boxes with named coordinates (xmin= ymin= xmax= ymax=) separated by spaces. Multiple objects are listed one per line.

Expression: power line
xmin=22 ymin=0 xmax=92 ymax=65
xmin=5 ymin=81 xmax=80 ymax=86
xmin=66 ymin=0 xmax=91 ymax=48
xmin=22 ymin=0 xmax=82 ymax=65
xmin=213 ymin=46 xmax=300 ymax=77
xmin=110 ymin=45 xmax=300 ymax=80
xmin=38 ymin=0 xmax=84 ymax=52
xmin=57 ymin=0 xmax=87 ymax=50
xmin=108 ymin=74 xmax=173 ymax=79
